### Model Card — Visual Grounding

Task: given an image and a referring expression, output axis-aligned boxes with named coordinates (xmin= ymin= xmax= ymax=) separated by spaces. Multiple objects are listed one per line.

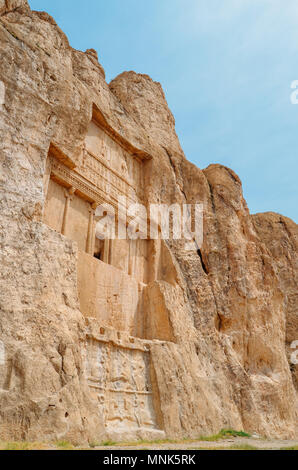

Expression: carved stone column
xmin=61 ymin=187 xmax=75 ymax=236
xmin=103 ymin=239 xmax=111 ymax=264
xmin=86 ymin=202 xmax=97 ymax=255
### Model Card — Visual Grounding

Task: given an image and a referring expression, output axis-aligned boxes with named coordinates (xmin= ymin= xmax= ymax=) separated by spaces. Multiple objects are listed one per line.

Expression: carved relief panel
xmin=84 ymin=121 xmax=144 ymax=205
xmin=85 ymin=337 xmax=161 ymax=434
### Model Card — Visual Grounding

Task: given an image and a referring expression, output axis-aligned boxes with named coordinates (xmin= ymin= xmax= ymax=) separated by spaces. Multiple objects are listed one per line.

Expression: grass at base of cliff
xmin=91 ymin=440 xmax=117 ymax=447
xmin=55 ymin=440 xmax=75 ymax=450
xmin=0 ymin=440 xmax=75 ymax=450
xmin=94 ymin=437 xmax=192 ymax=447
xmin=0 ymin=440 xmax=297 ymax=450
xmin=198 ymin=429 xmax=251 ymax=442
xmin=90 ymin=429 xmax=252 ymax=448
xmin=280 ymin=446 xmax=298 ymax=450
xmin=0 ymin=441 xmax=50 ymax=450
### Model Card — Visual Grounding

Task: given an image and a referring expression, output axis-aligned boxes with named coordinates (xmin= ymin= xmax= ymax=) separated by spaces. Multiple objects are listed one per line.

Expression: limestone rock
xmin=0 ymin=0 xmax=30 ymax=17
xmin=252 ymin=212 xmax=298 ymax=390
xmin=0 ymin=3 xmax=297 ymax=443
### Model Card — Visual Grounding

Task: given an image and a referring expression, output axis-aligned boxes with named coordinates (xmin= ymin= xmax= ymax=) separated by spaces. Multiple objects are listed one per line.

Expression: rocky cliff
xmin=0 ymin=0 xmax=297 ymax=444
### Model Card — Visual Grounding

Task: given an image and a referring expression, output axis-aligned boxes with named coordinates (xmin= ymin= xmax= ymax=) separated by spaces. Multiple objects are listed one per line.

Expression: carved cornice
xmin=92 ymin=103 xmax=152 ymax=162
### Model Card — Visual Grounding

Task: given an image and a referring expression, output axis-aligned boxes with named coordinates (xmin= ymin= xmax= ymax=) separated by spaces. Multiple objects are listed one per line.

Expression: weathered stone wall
xmin=0 ymin=1 xmax=297 ymax=442
xmin=78 ymin=251 xmax=144 ymax=336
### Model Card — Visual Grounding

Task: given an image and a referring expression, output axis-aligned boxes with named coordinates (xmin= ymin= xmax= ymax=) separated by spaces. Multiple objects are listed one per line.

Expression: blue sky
xmin=29 ymin=0 xmax=298 ymax=221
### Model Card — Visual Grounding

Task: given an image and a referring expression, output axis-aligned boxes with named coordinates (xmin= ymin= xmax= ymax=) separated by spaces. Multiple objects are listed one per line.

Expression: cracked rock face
xmin=252 ymin=212 xmax=298 ymax=391
xmin=0 ymin=0 xmax=297 ymax=443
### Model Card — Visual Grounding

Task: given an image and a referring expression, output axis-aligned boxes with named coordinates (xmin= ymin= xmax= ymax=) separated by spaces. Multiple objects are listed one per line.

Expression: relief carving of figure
xmin=109 ymin=349 xmax=133 ymax=389
xmin=107 ymin=396 xmax=123 ymax=423
xmin=120 ymin=156 xmax=129 ymax=179
xmin=136 ymin=395 xmax=155 ymax=427
xmin=123 ymin=395 xmax=136 ymax=424
xmin=131 ymin=353 xmax=147 ymax=392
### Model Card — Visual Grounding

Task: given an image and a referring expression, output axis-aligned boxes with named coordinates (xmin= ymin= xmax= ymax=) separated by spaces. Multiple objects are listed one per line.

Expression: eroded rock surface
xmin=0 ymin=1 xmax=297 ymax=443
xmin=253 ymin=212 xmax=298 ymax=391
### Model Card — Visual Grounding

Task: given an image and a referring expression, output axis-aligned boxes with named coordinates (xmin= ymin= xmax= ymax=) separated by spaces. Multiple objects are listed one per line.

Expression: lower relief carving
xmin=85 ymin=335 xmax=165 ymax=440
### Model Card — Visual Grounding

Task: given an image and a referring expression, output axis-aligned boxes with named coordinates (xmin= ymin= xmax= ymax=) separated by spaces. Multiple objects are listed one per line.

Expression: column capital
xmin=88 ymin=202 xmax=98 ymax=215
xmin=64 ymin=187 xmax=75 ymax=199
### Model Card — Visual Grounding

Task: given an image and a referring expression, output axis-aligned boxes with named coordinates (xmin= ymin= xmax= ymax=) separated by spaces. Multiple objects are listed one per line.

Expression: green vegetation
xmin=55 ymin=440 xmax=74 ymax=450
xmin=280 ymin=446 xmax=298 ymax=451
xmin=0 ymin=441 xmax=48 ymax=451
xmin=100 ymin=440 xmax=117 ymax=447
xmin=117 ymin=438 xmax=181 ymax=447
xmin=5 ymin=430 xmax=298 ymax=451
xmin=3 ymin=442 xmax=30 ymax=451
xmin=199 ymin=429 xmax=251 ymax=442
xmin=94 ymin=430 xmax=251 ymax=448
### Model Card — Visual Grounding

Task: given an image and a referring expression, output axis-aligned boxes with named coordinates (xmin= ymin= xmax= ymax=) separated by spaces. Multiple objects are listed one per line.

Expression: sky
xmin=28 ymin=0 xmax=298 ymax=221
